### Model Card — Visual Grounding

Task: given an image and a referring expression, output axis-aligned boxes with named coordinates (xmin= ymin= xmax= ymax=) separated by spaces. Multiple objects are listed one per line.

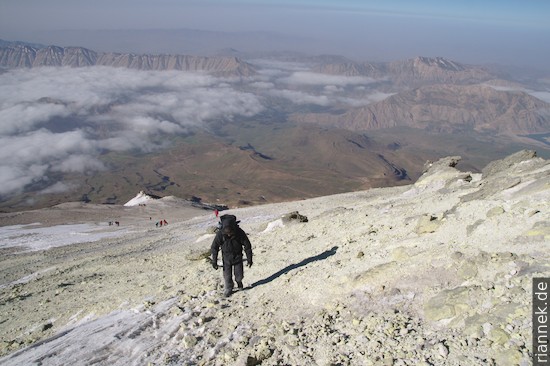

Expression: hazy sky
xmin=1 ymin=0 xmax=550 ymax=68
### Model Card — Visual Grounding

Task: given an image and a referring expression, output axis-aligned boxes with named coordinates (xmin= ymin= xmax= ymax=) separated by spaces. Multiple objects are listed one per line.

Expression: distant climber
xmin=155 ymin=219 xmax=168 ymax=228
xmin=211 ymin=214 xmax=253 ymax=297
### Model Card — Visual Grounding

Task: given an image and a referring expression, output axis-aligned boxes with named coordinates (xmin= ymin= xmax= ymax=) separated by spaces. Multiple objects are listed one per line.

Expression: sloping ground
xmin=0 ymin=150 xmax=548 ymax=365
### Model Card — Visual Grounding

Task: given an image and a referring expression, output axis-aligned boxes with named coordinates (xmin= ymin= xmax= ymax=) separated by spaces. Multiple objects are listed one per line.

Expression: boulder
xmin=486 ymin=206 xmax=505 ymax=218
xmin=412 ymin=156 xmax=479 ymax=194
xmin=424 ymin=286 xmax=476 ymax=322
xmin=282 ymin=211 xmax=308 ymax=223
xmin=422 ymin=156 xmax=461 ymax=174
xmin=461 ymin=149 xmax=549 ymax=202
xmin=415 ymin=214 xmax=442 ymax=234
xmin=524 ymin=222 xmax=550 ymax=240
xmin=481 ymin=150 xmax=536 ymax=178
xmin=457 ymin=262 xmax=478 ymax=280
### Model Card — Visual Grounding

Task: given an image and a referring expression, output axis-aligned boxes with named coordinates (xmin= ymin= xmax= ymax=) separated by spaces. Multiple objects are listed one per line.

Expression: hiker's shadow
xmin=248 ymin=246 xmax=338 ymax=289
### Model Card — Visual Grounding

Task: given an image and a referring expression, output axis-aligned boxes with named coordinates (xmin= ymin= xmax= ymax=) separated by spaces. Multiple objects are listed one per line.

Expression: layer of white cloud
xmin=249 ymin=60 xmax=311 ymax=72
xmin=0 ymin=62 xmax=396 ymax=199
xmin=279 ymin=71 xmax=377 ymax=86
xmin=529 ymin=91 xmax=550 ymax=103
xmin=485 ymin=84 xmax=550 ymax=104
xmin=39 ymin=181 xmax=76 ymax=195
xmin=0 ymin=102 xmax=72 ymax=134
xmin=0 ymin=67 xmax=264 ymax=197
xmin=366 ymin=91 xmax=395 ymax=103
xmin=267 ymin=89 xmax=331 ymax=106
xmin=249 ymin=81 xmax=275 ymax=89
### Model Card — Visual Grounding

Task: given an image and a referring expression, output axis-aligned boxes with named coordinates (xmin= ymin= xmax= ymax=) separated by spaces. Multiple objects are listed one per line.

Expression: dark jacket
xmin=211 ymin=227 xmax=253 ymax=265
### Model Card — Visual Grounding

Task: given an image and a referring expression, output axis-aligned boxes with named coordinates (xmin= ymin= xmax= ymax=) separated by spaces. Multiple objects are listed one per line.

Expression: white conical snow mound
xmin=123 ymin=191 xmax=154 ymax=206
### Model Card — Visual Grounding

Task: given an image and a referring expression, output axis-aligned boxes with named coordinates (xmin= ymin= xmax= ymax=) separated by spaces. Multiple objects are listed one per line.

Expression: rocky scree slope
xmin=0 ymin=150 xmax=548 ymax=365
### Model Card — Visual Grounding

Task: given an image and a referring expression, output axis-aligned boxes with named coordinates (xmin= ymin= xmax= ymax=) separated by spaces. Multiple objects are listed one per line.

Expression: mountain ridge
xmin=312 ymin=56 xmax=495 ymax=86
xmin=0 ymin=43 xmax=503 ymax=83
xmin=292 ymin=84 xmax=550 ymax=134
xmin=0 ymin=45 xmax=256 ymax=76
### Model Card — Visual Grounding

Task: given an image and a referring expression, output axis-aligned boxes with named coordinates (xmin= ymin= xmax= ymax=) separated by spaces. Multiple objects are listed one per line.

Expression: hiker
xmin=211 ymin=214 xmax=253 ymax=297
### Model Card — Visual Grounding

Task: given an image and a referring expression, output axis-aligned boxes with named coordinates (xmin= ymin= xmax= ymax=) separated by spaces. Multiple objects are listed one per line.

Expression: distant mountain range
xmin=0 ymin=44 xmax=256 ymax=76
xmin=0 ymin=42 xmax=502 ymax=83
xmin=313 ymin=56 xmax=495 ymax=86
xmin=0 ymin=42 xmax=532 ymax=86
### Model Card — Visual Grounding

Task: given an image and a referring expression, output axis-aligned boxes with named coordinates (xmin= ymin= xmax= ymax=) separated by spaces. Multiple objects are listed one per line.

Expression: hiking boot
xmin=237 ymin=281 xmax=243 ymax=289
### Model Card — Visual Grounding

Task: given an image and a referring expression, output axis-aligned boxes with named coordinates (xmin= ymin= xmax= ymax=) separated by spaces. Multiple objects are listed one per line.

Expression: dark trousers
xmin=222 ymin=257 xmax=244 ymax=290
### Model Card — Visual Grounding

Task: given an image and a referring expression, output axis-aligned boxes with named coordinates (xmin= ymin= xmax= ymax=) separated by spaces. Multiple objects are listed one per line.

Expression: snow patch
xmin=195 ymin=233 xmax=215 ymax=243
xmin=0 ymin=223 xmax=132 ymax=252
xmin=124 ymin=191 xmax=155 ymax=207
xmin=0 ymin=266 xmax=55 ymax=290
xmin=262 ymin=218 xmax=284 ymax=232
